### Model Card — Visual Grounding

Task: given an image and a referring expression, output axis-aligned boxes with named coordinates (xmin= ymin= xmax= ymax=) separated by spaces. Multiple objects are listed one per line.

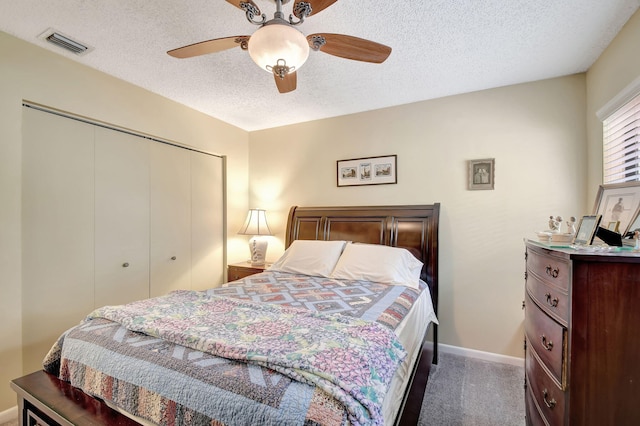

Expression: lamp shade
xmin=248 ymin=23 xmax=310 ymax=73
xmin=238 ymin=209 xmax=272 ymax=236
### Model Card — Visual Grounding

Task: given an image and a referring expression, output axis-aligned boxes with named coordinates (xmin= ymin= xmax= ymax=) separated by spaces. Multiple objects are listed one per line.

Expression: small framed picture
xmin=607 ymin=221 xmax=620 ymax=232
xmin=572 ymin=215 xmax=602 ymax=245
xmin=337 ymin=155 xmax=397 ymax=187
xmin=468 ymin=158 xmax=495 ymax=190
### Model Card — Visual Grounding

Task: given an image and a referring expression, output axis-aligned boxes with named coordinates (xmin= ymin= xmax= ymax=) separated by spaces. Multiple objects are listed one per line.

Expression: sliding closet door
xmin=191 ymin=152 xmax=225 ymax=290
xmin=22 ymin=107 xmax=95 ymax=373
xmin=94 ymin=128 xmax=150 ymax=306
xmin=22 ymin=106 xmax=226 ymax=374
xmin=149 ymin=142 xmax=192 ymax=297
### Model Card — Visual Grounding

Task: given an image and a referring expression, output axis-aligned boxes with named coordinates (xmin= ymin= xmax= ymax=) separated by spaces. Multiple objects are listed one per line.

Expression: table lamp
xmin=238 ymin=209 xmax=273 ymax=266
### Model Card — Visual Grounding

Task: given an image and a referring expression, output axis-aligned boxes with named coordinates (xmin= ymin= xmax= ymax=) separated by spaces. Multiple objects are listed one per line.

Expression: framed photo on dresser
xmin=572 ymin=215 xmax=602 ymax=245
xmin=592 ymin=182 xmax=640 ymax=236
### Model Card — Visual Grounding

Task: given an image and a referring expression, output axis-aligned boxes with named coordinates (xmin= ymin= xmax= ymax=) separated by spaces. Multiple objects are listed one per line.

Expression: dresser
xmin=227 ymin=262 xmax=269 ymax=282
xmin=524 ymin=240 xmax=640 ymax=425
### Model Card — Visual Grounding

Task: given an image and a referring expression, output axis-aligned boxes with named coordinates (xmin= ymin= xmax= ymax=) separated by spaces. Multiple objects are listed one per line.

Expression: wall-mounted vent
xmin=38 ymin=28 xmax=93 ymax=56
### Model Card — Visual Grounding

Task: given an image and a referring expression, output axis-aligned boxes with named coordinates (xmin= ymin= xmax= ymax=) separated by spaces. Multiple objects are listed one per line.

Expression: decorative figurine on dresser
xmin=537 ymin=214 xmax=575 ymax=244
xmin=523 ymin=239 xmax=640 ymax=425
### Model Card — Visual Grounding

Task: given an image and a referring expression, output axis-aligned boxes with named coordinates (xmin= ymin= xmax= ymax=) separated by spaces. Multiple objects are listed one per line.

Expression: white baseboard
xmin=438 ymin=343 xmax=524 ymax=367
xmin=0 ymin=406 xmax=18 ymax=423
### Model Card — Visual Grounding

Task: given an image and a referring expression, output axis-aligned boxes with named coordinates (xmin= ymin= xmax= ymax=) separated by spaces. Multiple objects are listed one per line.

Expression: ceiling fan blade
xmin=307 ymin=33 xmax=391 ymax=63
xmin=274 ymin=72 xmax=297 ymax=93
xmin=167 ymin=36 xmax=250 ymax=58
xmin=226 ymin=0 xmax=261 ymax=14
xmin=293 ymin=0 xmax=337 ymax=18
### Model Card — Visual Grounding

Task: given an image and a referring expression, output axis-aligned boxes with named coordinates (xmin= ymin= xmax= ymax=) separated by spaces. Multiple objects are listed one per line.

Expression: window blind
xmin=603 ymin=92 xmax=640 ymax=184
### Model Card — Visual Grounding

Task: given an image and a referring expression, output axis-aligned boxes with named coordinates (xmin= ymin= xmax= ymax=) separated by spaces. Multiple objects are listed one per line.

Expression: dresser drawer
xmin=525 ymin=384 xmax=547 ymax=426
xmin=526 ymin=345 xmax=566 ymax=426
xmin=527 ymin=248 xmax=570 ymax=292
xmin=524 ymin=293 xmax=566 ymax=387
xmin=526 ymin=272 xmax=569 ymax=325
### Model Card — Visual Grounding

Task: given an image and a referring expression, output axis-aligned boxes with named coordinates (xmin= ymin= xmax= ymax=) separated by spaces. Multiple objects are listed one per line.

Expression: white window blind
xmin=603 ymin=92 xmax=640 ymax=184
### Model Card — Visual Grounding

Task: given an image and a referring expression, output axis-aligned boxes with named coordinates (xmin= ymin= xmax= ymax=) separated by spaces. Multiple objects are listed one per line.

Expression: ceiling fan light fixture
xmin=248 ymin=23 xmax=309 ymax=74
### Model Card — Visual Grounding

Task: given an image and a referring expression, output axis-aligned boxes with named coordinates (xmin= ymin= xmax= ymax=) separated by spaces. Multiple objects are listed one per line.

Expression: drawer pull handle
xmin=545 ymin=265 xmax=559 ymax=278
xmin=542 ymin=388 xmax=557 ymax=409
xmin=545 ymin=293 xmax=559 ymax=308
xmin=122 ymin=262 xmax=130 ymax=268
xmin=171 ymin=256 xmax=177 ymax=260
xmin=541 ymin=335 xmax=553 ymax=351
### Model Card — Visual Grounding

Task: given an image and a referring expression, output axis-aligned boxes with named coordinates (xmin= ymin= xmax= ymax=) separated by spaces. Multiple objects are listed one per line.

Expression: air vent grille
xmin=38 ymin=28 xmax=93 ymax=56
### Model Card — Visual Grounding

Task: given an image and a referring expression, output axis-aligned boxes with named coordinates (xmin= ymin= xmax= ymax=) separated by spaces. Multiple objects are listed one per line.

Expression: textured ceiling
xmin=1 ymin=0 xmax=639 ymax=131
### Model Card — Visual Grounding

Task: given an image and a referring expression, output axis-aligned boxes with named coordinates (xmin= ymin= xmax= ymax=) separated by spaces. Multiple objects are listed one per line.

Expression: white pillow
xmin=268 ymin=240 xmax=348 ymax=277
xmin=330 ymin=243 xmax=423 ymax=289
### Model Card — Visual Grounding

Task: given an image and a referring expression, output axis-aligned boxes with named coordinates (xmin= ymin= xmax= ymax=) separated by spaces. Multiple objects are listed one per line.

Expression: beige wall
xmin=248 ymin=7 xmax=640 ymax=359
xmin=248 ymin=74 xmax=588 ymax=359
xmin=0 ymin=31 xmax=249 ymax=411
xmin=586 ymin=9 xmax=640 ymax=198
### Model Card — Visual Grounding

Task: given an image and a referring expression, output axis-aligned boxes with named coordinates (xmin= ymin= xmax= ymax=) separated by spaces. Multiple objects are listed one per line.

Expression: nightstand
xmin=227 ymin=262 xmax=269 ymax=282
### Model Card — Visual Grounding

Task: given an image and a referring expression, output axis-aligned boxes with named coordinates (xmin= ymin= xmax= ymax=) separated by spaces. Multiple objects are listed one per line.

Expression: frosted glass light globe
xmin=248 ymin=24 xmax=310 ymax=73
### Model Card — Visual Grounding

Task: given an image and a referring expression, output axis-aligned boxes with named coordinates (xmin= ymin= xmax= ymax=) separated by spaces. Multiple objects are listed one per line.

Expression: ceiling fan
xmin=167 ymin=0 xmax=392 ymax=93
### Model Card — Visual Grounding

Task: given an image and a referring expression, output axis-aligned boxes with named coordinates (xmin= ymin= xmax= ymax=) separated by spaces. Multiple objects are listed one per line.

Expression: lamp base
xmin=248 ymin=236 xmax=268 ymax=266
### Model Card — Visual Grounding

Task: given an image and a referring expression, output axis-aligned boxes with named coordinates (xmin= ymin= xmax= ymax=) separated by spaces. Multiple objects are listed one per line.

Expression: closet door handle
xmin=122 ymin=262 xmax=130 ymax=268
xmin=171 ymin=256 xmax=177 ymax=260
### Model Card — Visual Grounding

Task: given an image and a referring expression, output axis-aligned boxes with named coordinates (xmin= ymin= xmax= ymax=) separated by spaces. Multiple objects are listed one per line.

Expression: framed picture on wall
xmin=337 ymin=155 xmax=397 ymax=187
xmin=592 ymin=182 xmax=640 ymax=235
xmin=468 ymin=158 xmax=495 ymax=190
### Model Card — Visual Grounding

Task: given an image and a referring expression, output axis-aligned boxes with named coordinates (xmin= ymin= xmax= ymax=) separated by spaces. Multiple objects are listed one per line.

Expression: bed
xmin=11 ymin=204 xmax=440 ymax=426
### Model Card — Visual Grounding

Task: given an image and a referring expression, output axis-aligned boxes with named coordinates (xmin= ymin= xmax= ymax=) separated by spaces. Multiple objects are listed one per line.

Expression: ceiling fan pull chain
xmin=240 ymin=2 xmax=266 ymax=25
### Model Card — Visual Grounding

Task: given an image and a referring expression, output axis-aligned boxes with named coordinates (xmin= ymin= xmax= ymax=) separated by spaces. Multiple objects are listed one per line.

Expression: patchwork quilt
xmin=43 ymin=272 xmax=427 ymax=426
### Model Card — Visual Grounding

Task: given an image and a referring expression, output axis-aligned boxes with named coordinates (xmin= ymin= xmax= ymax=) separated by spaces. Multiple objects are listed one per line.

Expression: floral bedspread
xmin=43 ymin=272 xmax=432 ymax=425
xmin=87 ymin=290 xmax=405 ymax=425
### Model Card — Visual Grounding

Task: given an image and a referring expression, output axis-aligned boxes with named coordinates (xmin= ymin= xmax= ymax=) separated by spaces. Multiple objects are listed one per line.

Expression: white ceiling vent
xmin=38 ymin=28 xmax=93 ymax=56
